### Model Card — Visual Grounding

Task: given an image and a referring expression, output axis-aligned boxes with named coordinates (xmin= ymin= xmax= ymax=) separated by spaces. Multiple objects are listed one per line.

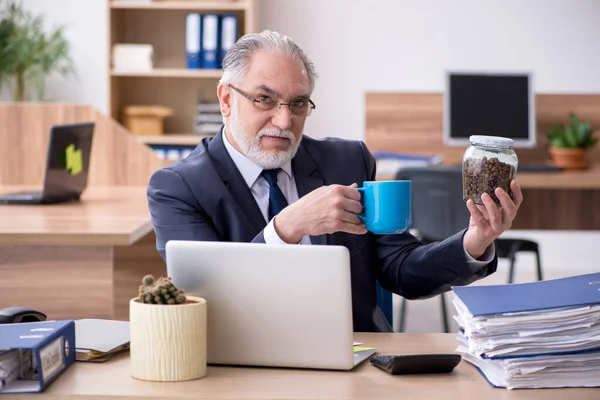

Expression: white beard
xmin=228 ymin=101 xmax=300 ymax=169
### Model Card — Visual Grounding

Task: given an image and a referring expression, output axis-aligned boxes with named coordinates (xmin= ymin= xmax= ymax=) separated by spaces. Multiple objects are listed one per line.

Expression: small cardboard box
xmin=122 ymin=105 xmax=174 ymax=136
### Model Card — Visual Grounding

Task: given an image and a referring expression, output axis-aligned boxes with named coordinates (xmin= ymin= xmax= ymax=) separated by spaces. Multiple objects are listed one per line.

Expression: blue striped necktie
xmin=261 ymin=169 xmax=288 ymax=220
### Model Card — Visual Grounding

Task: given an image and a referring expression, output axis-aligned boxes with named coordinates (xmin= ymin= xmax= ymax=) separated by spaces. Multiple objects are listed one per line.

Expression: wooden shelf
xmin=108 ymin=0 xmax=256 ymax=142
xmin=111 ymin=68 xmax=223 ymax=78
xmin=135 ymin=134 xmax=214 ymax=146
xmin=110 ymin=1 xmax=249 ymax=11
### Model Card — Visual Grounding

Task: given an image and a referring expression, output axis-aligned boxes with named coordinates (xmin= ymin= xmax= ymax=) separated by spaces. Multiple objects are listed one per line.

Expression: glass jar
xmin=462 ymin=135 xmax=518 ymax=206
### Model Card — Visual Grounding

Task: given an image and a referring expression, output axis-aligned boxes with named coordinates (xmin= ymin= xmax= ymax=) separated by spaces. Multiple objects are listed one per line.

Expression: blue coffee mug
xmin=356 ymin=180 xmax=412 ymax=234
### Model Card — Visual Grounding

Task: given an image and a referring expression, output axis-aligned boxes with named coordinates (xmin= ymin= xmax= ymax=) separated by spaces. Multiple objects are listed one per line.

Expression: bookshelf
xmin=110 ymin=1 xmax=249 ymax=11
xmin=110 ymin=68 xmax=224 ymax=78
xmin=135 ymin=134 xmax=211 ymax=146
xmin=107 ymin=0 xmax=258 ymax=152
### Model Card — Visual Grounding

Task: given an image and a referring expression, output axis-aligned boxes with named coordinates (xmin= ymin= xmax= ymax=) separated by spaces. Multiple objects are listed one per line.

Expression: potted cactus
xmin=547 ymin=112 xmax=597 ymax=169
xmin=130 ymin=275 xmax=207 ymax=382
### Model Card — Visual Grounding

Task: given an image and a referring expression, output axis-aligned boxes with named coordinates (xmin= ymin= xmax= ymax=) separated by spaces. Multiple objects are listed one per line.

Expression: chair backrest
xmin=376 ymin=282 xmax=393 ymax=327
xmin=395 ymin=166 xmax=470 ymax=242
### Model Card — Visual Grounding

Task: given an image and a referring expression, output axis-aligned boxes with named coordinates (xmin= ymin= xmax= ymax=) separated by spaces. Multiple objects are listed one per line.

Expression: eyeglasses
xmin=229 ymin=84 xmax=316 ymax=117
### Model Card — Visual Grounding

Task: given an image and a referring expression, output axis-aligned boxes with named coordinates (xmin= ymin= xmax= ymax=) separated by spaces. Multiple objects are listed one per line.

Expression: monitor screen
xmin=443 ymin=72 xmax=535 ymax=147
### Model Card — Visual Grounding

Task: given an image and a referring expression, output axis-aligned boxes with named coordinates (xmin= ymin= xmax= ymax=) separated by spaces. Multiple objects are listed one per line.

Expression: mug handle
xmin=356 ymin=187 xmax=365 ymax=222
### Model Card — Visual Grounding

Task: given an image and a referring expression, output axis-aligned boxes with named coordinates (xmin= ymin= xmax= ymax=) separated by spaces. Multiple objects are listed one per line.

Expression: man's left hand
xmin=463 ymin=180 xmax=523 ymax=259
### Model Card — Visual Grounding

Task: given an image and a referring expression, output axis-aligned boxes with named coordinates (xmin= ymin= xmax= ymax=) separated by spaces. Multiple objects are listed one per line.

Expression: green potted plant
xmin=130 ymin=275 xmax=207 ymax=382
xmin=547 ymin=112 xmax=597 ymax=169
xmin=0 ymin=0 xmax=75 ymax=101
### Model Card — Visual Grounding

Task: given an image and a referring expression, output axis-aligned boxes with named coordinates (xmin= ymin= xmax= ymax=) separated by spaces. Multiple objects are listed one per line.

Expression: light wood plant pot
xmin=549 ymin=147 xmax=588 ymax=169
xmin=130 ymin=296 xmax=207 ymax=382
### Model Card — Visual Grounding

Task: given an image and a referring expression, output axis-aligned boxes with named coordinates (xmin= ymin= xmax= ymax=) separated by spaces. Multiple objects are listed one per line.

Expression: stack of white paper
xmin=75 ymin=319 xmax=130 ymax=362
xmin=452 ymin=273 xmax=600 ymax=390
xmin=0 ymin=349 xmax=32 ymax=390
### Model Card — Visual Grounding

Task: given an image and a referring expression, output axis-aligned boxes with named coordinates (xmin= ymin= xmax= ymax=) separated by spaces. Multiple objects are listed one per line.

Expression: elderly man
xmin=147 ymin=30 xmax=523 ymax=332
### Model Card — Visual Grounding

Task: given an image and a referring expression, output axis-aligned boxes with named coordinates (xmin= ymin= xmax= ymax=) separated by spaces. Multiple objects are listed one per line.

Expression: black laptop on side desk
xmin=0 ymin=122 xmax=95 ymax=205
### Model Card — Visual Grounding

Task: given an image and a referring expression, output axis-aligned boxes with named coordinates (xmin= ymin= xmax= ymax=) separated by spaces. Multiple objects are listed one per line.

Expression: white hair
xmin=218 ymin=30 xmax=318 ymax=91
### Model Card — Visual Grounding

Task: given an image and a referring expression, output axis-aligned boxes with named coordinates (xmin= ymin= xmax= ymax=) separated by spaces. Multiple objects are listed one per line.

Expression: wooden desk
xmin=377 ymin=167 xmax=600 ymax=230
xmin=378 ymin=166 xmax=600 ymax=190
xmin=0 ymin=186 xmax=152 ymax=246
xmin=512 ymin=167 xmax=600 ymax=230
xmin=0 ymin=186 xmax=167 ymax=321
xmin=515 ymin=166 xmax=600 ymax=190
xmin=4 ymin=333 xmax=598 ymax=399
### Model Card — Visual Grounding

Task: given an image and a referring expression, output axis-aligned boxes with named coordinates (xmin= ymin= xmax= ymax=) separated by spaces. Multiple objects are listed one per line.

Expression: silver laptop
xmin=165 ymin=240 xmax=376 ymax=370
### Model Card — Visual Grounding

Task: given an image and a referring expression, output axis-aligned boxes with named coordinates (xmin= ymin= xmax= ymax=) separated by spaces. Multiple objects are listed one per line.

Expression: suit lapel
xmin=208 ymin=130 xmax=329 ymax=244
xmin=208 ymin=128 xmax=267 ymax=232
xmin=292 ymin=144 xmax=328 ymax=245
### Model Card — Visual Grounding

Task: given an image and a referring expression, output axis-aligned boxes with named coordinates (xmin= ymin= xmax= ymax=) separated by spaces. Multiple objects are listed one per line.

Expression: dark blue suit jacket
xmin=147 ymin=130 xmax=497 ymax=332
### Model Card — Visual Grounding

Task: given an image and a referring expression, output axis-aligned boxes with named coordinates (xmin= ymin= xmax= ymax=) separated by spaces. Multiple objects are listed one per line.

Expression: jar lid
xmin=469 ymin=135 xmax=514 ymax=148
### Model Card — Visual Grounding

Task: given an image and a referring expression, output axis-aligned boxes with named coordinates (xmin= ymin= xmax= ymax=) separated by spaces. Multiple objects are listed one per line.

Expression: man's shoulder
xmin=298 ymin=135 xmax=375 ymax=180
xmin=300 ymin=135 xmax=368 ymax=155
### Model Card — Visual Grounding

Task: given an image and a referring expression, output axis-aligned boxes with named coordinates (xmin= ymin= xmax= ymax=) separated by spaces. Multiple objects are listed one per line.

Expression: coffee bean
xmin=463 ymin=157 xmax=515 ymax=206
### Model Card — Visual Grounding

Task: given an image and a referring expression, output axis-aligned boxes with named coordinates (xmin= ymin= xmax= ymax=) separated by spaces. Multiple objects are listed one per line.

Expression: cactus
xmin=138 ymin=275 xmax=187 ymax=305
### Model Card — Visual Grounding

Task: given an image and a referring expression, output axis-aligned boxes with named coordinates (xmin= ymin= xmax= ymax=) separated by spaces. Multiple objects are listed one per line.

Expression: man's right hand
xmin=273 ymin=183 xmax=367 ymax=244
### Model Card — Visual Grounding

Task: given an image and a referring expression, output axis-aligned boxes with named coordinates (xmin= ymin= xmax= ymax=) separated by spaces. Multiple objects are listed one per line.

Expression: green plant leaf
xmin=547 ymin=125 xmax=562 ymax=138
xmin=569 ymin=112 xmax=580 ymax=129
xmin=576 ymin=121 xmax=591 ymax=144
xmin=548 ymin=112 xmax=597 ymax=149
xmin=564 ymin=125 xmax=579 ymax=147
xmin=0 ymin=0 xmax=74 ymax=101
xmin=548 ymin=128 xmax=566 ymax=147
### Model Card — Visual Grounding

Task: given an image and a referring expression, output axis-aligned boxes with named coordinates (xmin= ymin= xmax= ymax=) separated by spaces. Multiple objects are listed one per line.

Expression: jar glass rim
xmin=469 ymin=135 xmax=514 ymax=148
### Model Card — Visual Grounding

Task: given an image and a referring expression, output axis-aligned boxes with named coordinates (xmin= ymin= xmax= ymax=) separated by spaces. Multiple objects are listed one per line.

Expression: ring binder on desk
xmin=0 ymin=320 xmax=75 ymax=394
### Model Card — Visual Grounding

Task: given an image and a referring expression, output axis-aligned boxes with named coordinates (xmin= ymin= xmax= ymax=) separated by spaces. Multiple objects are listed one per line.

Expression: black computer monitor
xmin=443 ymin=71 xmax=535 ymax=148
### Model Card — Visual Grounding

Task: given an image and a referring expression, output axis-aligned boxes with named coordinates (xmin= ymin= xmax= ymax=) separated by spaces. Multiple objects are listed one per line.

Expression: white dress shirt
xmin=222 ymin=132 xmax=493 ymax=270
xmin=222 ymin=132 xmax=312 ymax=244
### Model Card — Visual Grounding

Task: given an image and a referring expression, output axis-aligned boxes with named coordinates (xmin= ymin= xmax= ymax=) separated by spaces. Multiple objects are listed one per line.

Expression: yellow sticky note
xmin=353 ymin=346 xmax=374 ymax=352
xmin=65 ymin=144 xmax=83 ymax=175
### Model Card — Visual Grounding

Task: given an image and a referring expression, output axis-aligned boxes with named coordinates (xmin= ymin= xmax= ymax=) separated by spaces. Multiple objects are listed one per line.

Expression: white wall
xmin=0 ymin=0 xmax=108 ymax=114
xmin=259 ymin=0 xmax=600 ymax=141
xmin=3 ymin=0 xmax=599 ymax=138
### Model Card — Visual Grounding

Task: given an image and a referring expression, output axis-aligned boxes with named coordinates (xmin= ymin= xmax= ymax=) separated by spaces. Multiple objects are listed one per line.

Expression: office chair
xmin=376 ymin=282 xmax=393 ymax=327
xmin=394 ymin=166 xmax=543 ymax=333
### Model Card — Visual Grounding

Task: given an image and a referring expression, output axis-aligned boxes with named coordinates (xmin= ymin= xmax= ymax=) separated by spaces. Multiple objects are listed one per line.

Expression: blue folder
xmin=0 ymin=320 xmax=75 ymax=393
xmin=201 ymin=14 xmax=219 ymax=69
xmin=453 ymin=272 xmax=600 ymax=317
xmin=219 ymin=14 xmax=237 ymax=67
xmin=185 ymin=13 xmax=201 ymax=69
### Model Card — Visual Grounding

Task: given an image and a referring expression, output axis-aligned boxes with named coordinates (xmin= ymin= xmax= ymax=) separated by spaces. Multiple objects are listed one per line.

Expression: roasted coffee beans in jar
xmin=462 ymin=135 xmax=518 ymax=206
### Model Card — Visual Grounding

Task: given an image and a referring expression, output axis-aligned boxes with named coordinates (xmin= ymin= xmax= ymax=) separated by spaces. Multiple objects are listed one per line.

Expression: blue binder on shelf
xmin=201 ymin=14 xmax=219 ymax=69
xmin=185 ymin=13 xmax=201 ymax=69
xmin=219 ymin=14 xmax=237 ymax=67
xmin=0 ymin=320 xmax=76 ymax=394
xmin=453 ymin=272 xmax=600 ymax=317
